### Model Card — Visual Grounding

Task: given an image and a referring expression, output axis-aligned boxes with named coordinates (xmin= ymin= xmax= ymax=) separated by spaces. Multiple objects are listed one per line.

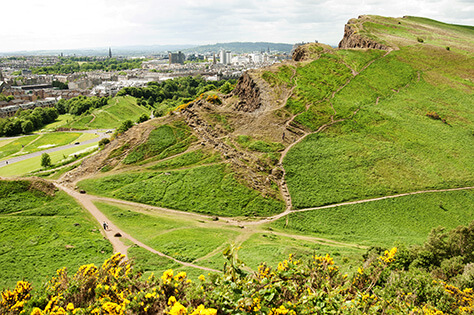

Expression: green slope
xmin=66 ymin=96 xmax=150 ymax=129
xmin=279 ymin=16 xmax=474 ymax=209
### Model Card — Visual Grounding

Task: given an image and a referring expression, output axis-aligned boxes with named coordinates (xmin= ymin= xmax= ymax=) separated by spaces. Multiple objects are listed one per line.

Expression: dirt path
xmin=243 ymin=185 xmax=474 ymax=225
xmin=55 ymin=183 xmax=221 ymax=273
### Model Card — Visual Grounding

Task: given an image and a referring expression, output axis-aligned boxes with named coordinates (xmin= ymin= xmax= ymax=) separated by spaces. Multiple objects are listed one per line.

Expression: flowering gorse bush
xmin=1 ymin=246 xmax=473 ymax=314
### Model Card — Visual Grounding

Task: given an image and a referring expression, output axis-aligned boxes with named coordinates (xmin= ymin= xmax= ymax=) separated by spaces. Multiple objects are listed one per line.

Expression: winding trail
xmin=54 ymin=180 xmax=474 ymax=274
xmin=55 ymin=183 xmax=221 ymax=273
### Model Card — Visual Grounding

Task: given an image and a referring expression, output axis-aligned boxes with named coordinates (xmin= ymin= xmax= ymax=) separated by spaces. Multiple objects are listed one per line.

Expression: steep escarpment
xmin=231 ymin=72 xmax=263 ymax=112
xmin=338 ymin=17 xmax=390 ymax=50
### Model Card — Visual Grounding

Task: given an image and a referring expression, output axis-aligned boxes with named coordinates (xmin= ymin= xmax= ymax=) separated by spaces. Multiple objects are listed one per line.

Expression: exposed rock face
xmin=292 ymin=45 xmax=309 ymax=62
xmin=338 ymin=19 xmax=389 ymax=50
xmin=231 ymin=72 xmax=262 ymax=112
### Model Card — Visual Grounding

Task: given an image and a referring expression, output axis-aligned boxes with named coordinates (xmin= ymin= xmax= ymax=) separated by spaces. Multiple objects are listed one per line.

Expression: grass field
xmin=0 ymin=135 xmax=39 ymax=160
xmin=64 ymin=96 xmax=150 ymax=130
xmin=270 ymin=189 xmax=474 ymax=247
xmin=147 ymin=149 xmax=222 ymax=171
xmin=94 ymin=201 xmax=238 ymax=264
xmin=0 ymin=132 xmax=87 ymax=162
xmin=0 ymin=180 xmax=113 ymax=289
xmin=0 ymin=142 xmax=99 ymax=177
xmin=79 ymin=164 xmax=284 ymax=217
xmin=40 ymin=114 xmax=75 ymax=131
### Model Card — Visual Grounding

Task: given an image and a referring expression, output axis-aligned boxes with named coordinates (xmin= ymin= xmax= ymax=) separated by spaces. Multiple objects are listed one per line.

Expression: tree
xmin=136 ymin=114 xmax=149 ymax=124
xmin=117 ymin=120 xmax=134 ymax=134
xmin=21 ymin=120 xmax=34 ymax=134
xmin=220 ymin=81 xmax=234 ymax=94
xmin=41 ymin=153 xmax=52 ymax=168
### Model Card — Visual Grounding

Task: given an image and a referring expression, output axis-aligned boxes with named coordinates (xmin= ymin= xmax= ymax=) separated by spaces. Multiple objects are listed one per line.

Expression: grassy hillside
xmin=78 ymin=164 xmax=284 ymax=217
xmin=63 ymin=96 xmax=150 ymax=130
xmin=0 ymin=179 xmax=112 ymax=289
xmin=277 ymin=16 xmax=474 ymax=208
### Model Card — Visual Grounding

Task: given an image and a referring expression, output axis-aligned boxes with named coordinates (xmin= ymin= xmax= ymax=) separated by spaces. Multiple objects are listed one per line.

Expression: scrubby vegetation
xmin=2 ymin=221 xmax=473 ymax=314
xmin=116 ymin=76 xmax=236 ymax=117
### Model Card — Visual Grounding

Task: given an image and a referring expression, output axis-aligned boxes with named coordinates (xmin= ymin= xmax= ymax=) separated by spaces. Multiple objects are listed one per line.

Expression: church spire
xmin=109 ymin=47 xmax=112 ymax=58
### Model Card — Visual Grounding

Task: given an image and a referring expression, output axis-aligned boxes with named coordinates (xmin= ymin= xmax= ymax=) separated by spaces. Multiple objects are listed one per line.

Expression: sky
xmin=1 ymin=0 xmax=473 ymax=52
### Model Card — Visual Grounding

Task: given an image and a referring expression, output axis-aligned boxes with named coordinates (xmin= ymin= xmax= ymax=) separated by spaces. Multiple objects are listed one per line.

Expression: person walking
xmin=103 ymin=221 xmax=108 ymax=231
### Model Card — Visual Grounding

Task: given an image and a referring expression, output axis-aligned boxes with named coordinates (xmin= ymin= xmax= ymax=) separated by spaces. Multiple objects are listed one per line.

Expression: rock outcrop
xmin=338 ymin=18 xmax=389 ymax=50
xmin=231 ymin=72 xmax=262 ymax=112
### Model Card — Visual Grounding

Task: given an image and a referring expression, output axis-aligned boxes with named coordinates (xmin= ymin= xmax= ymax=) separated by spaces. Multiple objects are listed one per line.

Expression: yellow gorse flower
xmin=379 ymin=247 xmax=397 ymax=264
xmin=162 ymin=269 xmax=174 ymax=284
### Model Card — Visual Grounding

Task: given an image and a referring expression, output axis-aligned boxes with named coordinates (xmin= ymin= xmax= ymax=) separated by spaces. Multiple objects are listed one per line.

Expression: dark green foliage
xmin=116 ymin=120 xmax=134 ymax=134
xmin=136 ymin=113 xmax=149 ymax=124
xmin=0 ymin=107 xmax=58 ymax=136
xmin=55 ymin=96 xmax=110 ymax=115
xmin=219 ymin=81 xmax=234 ymax=94
xmin=30 ymin=57 xmax=143 ymax=74
xmin=52 ymin=80 xmax=68 ymax=89
xmin=98 ymin=138 xmax=110 ymax=148
xmin=40 ymin=153 xmax=52 ymax=168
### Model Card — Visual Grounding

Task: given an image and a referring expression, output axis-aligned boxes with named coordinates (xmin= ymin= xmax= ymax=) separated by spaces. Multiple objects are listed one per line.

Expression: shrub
xmin=98 ymin=138 xmax=110 ymax=148
xmin=136 ymin=113 xmax=149 ymax=124
xmin=3 ymin=245 xmax=472 ymax=315
xmin=40 ymin=153 xmax=52 ymax=168
xmin=417 ymin=37 xmax=424 ymax=43
xmin=116 ymin=120 xmax=134 ymax=134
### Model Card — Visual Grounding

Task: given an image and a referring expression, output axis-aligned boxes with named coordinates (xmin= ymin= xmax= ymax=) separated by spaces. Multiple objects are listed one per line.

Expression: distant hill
xmin=183 ymin=42 xmax=293 ymax=54
xmin=0 ymin=42 xmax=293 ymax=57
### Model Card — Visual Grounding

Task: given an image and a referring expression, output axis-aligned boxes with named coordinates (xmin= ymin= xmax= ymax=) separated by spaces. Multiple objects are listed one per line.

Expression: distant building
xmin=109 ymin=47 xmax=112 ymax=58
xmin=219 ymin=50 xmax=231 ymax=65
xmin=169 ymin=51 xmax=185 ymax=65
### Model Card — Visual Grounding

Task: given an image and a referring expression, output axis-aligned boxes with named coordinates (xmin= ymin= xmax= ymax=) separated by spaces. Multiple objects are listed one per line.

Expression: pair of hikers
xmin=102 ymin=221 xmax=109 ymax=231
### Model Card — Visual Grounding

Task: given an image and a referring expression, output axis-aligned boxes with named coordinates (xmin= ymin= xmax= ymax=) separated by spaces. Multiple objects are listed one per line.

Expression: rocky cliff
xmin=338 ymin=17 xmax=389 ymax=50
xmin=231 ymin=72 xmax=262 ymax=112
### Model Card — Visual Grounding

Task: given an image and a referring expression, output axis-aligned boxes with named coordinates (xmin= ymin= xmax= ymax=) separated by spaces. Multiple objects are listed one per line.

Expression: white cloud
xmin=0 ymin=0 xmax=472 ymax=52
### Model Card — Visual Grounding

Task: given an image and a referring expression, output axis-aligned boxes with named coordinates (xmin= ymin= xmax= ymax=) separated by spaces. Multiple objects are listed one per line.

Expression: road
xmin=0 ymin=130 xmax=111 ymax=168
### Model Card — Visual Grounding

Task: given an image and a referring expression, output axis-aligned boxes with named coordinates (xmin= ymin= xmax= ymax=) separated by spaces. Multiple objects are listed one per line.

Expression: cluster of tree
xmin=116 ymin=76 xmax=236 ymax=116
xmin=0 ymin=107 xmax=58 ymax=136
xmin=55 ymin=96 xmax=110 ymax=115
xmin=52 ymin=80 xmax=68 ymax=90
xmin=30 ymin=57 xmax=144 ymax=74
xmin=0 ymin=94 xmax=14 ymax=102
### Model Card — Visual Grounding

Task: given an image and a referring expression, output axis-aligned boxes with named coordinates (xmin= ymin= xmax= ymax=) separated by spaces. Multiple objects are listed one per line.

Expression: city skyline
xmin=2 ymin=0 xmax=473 ymax=53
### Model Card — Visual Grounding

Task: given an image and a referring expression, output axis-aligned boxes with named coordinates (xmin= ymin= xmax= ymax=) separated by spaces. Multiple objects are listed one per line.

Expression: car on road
xmin=74 ymin=142 xmax=80 ymax=145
